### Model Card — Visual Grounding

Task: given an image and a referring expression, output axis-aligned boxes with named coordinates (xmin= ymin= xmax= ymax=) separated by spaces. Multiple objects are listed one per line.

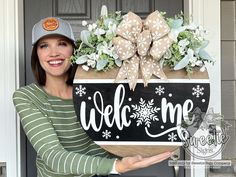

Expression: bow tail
xmin=140 ymin=56 xmax=167 ymax=87
xmin=115 ymin=55 xmax=140 ymax=91
xmin=115 ymin=61 xmax=128 ymax=82
xmin=152 ymin=60 xmax=167 ymax=80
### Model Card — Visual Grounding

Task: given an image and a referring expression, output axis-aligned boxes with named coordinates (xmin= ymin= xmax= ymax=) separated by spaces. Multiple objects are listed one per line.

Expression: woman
xmin=13 ymin=17 xmax=172 ymax=177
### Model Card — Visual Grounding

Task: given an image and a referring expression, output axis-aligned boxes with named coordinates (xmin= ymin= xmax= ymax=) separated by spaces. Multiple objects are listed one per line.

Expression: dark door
xmin=23 ymin=0 xmax=184 ymax=177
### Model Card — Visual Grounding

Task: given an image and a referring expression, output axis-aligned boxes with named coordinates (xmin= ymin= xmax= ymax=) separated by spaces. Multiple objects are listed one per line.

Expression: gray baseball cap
xmin=32 ymin=17 xmax=75 ymax=45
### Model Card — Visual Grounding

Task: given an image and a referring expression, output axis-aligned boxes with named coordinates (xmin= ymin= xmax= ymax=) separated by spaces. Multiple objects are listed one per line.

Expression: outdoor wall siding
xmin=221 ymin=0 xmax=236 ymax=159
xmin=221 ymin=1 xmax=236 ymax=40
xmin=221 ymin=41 xmax=236 ymax=80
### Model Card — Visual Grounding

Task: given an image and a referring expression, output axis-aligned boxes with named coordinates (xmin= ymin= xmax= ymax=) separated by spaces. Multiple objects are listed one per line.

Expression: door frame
xmin=0 ymin=0 xmax=220 ymax=177
xmin=184 ymin=1 xmax=221 ymax=177
xmin=0 ymin=0 xmax=24 ymax=177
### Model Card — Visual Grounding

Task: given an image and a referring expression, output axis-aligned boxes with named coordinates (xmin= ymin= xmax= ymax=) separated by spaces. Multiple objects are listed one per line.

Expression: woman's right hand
xmin=115 ymin=151 xmax=173 ymax=174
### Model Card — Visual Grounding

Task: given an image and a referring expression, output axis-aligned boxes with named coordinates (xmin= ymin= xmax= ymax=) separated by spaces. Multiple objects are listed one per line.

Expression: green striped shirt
xmin=13 ymin=83 xmax=116 ymax=177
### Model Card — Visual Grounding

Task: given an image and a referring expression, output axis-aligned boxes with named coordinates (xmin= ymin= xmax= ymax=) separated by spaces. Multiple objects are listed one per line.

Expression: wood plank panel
xmin=221 ymin=1 xmax=236 ymax=40
xmin=221 ymin=81 xmax=236 ymax=120
xmin=221 ymin=41 xmax=236 ymax=80
xmin=222 ymin=119 xmax=236 ymax=159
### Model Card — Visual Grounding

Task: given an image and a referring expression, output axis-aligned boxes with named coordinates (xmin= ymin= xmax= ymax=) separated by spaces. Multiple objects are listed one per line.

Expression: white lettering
xmin=79 ymin=84 xmax=131 ymax=132
xmin=146 ymin=98 xmax=194 ymax=139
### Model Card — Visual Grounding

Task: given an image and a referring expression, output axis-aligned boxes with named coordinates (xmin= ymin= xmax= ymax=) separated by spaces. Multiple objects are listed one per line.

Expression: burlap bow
xmin=113 ymin=11 xmax=173 ymax=90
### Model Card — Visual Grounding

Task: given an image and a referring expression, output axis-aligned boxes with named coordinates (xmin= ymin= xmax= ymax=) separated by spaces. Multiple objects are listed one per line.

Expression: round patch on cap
xmin=42 ymin=18 xmax=59 ymax=31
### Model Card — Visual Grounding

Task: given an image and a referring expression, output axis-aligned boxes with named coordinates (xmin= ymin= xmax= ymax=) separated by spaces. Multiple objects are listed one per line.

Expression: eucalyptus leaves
xmin=70 ymin=6 xmax=123 ymax=71
xmin=160 ymin=13 xmax=214 ymax=74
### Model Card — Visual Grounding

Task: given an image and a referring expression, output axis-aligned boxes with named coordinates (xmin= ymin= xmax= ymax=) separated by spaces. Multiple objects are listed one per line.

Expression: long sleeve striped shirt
xmin=13 ymin=83 xmax=116 ymax=177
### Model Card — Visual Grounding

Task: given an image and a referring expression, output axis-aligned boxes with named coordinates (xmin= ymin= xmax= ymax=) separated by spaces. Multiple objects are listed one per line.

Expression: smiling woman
xmin=31 ymin=18 xmax=76 ymax=89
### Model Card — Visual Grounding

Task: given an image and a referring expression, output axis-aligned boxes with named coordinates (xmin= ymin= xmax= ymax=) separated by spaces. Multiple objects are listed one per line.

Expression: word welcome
xmin=79 ymin=84 xmax=194 ymax=138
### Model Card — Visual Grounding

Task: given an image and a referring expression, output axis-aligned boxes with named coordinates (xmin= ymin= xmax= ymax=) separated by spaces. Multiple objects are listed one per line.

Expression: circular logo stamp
xmin=42 ymin=18 xmax=59 ymax=31
xmin=180 ymin=107 xmax=231 ymax=160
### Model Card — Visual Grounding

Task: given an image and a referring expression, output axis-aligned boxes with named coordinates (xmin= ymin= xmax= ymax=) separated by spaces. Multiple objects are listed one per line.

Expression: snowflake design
xmin=192 ymin=85 xmax=204 ymax=98
xmin=130 ymin=98 xmax=160 ymax=128
xmin=155 ymin=85 xmax=165 ymax=95
xmin=137 ymin=36 xmax=148 ymax=48
xmin=168 ymin=132 xmax=177 ymax=142
xmin=102 ymin=130 xmax=111 ymax=139
xmin=122 ymin=30 xmax=132 ymax=38
xmin=75 ymin=85 xmax=86 ymax=97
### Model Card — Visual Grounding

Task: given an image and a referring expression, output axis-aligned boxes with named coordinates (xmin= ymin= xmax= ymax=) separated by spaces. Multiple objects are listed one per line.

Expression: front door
xmin=23 ymin=0 xmax=184 ymax=177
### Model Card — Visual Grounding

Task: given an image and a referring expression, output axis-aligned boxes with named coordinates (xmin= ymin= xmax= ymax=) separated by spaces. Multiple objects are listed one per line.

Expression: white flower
xmin=92 ymin=23 xmax=97 ymax=29
xmin=190 ymin=60 xmax=197 ymax=67
xmin=200 ymin=65 xmax=206 ymax=72
xmin=82 ymin=65 xmax=89 ymax=71
xmin=87 ymin=53 xmax=99 ymax=67
xmin=178 ymin=39 xmax=189 ymax=47
xmin=88 ymin=23 xmax=97 ymax=31
xmin=194 ymin=25 xmax=206 ymax=39
xmin=82 ymin=20 xmax=88 ymax=26
xmin=178 ymin=39 xmax=189 ymax=55
xmin=88 ymin=24 xmax=93 ymax=31
xmin=186 ymin=22 xmax=197 ymax=30
xmin=94 ymin=28 xmax=106 ymax=36
xmin=115 ymin=11 xmax=121 ymax=16
xmin=195 ymin=60 xmax=203 ymax=66
xmin=187 ymin=50 xmax=200 ymax=67
xmin=88 ymin=53 xmax=99 ymax=59
xmin=87 ymin=59 xmax=96 ymax=68
xmin=111 ymin=50 xmax=119 ymax=60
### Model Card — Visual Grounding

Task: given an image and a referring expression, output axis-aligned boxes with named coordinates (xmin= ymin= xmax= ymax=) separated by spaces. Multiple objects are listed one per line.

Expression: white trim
xmin=74 ymin=79 xmax=210 ymax=84
xmin=16 ymin=1 xmax=25 ymax=177
xmin=0 ymin=0 xmax=21 ymax=177
xmin=184 ymin=1 xmax=221 ymax=177
xmin=95 ymin=141 xmax=183 ymax=146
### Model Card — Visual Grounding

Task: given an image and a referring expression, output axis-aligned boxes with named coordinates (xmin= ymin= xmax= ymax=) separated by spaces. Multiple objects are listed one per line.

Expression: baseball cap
xmin=32 ymin=17 xmax=75 ymax=45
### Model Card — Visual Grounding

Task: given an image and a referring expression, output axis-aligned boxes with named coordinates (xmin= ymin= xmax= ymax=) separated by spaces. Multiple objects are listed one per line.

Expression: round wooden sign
xmin=73 ymin=67 xmax=210 ymax=157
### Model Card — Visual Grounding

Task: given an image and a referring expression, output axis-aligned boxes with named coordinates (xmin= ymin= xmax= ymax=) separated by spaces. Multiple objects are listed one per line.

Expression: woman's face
xmin=37 ymin=35 xmax=74 ymax=80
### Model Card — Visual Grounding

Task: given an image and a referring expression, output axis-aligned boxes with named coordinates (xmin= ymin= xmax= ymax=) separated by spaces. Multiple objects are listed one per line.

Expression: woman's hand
xmin=115 ymin=151 xmax=173 ymax=174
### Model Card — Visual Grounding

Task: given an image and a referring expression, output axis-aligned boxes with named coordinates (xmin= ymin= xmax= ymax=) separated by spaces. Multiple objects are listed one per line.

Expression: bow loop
xmin=113 ymin=36 xmax=136 ymax=60
xmin=150 ymin=36 xmax=173 ymax=60
xmin=144 ymin=11 xmax=171 ymax=40
xmin=116 ymin=12 xmax=142 ymax=42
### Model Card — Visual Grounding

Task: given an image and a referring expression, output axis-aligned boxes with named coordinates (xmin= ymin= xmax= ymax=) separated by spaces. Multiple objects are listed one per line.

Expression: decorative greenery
xmin=160 ymin=12 xmax=214 ymax=74
xmin=70 ymin=6 xmax=123 ymax=71
xmin=71 ymin=8 xmax=214 ymax=74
